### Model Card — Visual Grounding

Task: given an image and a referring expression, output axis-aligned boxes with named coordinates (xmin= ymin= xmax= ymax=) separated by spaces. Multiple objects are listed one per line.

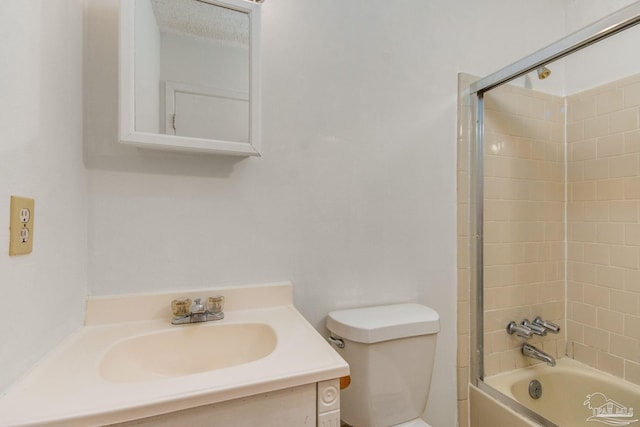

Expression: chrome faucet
xmin=171 ymin=296 xmax=225 ymax=325
xmin=522 ymin=343 xmax=556 ymax=367
xmin=532 ymin=316 xmax=561 ymax=334
xmin=506 ymin=321 xmax=533 ymax=339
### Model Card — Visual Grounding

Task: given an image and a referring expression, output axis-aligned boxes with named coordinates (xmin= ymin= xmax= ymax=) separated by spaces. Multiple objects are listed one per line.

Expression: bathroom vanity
xmin=0 ymin=283 xmax=348 ymax=426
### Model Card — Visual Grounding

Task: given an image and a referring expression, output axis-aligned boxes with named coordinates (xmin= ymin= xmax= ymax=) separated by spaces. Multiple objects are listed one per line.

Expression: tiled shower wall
xmin=566 ymin=73 xmax=640 ymax=382
xmin=481 ymin=83 xmax=566 ymax=376
xmin=457 ymin=74 xmax=473 ymax=427
xmin=457 ymin=72 xmax=640 ymax=426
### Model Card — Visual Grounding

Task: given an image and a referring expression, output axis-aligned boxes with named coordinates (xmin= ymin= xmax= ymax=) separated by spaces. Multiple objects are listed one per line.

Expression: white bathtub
xmin=484 ymin=358 xmax=640 ymax=427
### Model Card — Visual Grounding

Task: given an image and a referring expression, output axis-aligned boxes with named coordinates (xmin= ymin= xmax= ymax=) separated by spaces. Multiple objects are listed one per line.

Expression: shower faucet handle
xmin=522 ymin=319 xmax=547 ymax=336
xmin=506 ymin=321 xmax=533 ymax=339
xmin=533 ymin=316 xmax=560 ymax=334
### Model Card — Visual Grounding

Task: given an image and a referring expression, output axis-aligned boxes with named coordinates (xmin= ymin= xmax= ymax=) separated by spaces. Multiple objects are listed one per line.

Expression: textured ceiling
xmin=150 ymin=0 xmax=249 ymax=46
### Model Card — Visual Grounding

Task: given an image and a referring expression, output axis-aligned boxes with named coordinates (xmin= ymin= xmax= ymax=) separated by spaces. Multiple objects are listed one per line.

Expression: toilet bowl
xmin=327 ymin=303 xmax=440 ymax=427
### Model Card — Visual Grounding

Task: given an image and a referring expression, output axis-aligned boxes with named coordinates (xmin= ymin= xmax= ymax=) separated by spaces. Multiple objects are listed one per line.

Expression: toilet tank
xmin=327 ymin=304 xmax=440 ymax=427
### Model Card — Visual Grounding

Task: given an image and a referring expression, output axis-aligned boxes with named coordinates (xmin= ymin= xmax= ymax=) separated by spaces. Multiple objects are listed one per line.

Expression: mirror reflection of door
xmin=165 ymin=81 xmax=249 ymax=142
xmin=134 ymin=0 xmax=250 ymax=142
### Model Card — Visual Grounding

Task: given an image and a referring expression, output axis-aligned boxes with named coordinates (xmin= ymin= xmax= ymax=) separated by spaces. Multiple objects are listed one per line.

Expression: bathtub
xmin=481 ymin=358 xmax=640 ymax=427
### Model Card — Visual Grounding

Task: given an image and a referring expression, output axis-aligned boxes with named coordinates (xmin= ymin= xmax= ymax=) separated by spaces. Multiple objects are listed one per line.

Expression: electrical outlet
xmin=9 ymin=196 xmax=34 ymax=256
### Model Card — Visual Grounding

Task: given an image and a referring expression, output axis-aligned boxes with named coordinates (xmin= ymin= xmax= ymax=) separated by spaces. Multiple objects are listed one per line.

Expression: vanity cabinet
xmin=0 ymin=283 xmax=348 ymax=427
xmin=111 ymin=380 xmax=340 ymax=427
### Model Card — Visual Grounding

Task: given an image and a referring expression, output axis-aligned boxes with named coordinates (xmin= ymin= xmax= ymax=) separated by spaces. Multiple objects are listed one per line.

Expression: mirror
xmin=119 ymin=0 xmax=261 ymax=155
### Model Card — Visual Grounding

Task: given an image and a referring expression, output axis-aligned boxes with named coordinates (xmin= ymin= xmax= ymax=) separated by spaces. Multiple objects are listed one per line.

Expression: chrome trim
xmin=477 ymin=381 xmax=559 ymax=427
xmin=470 ymin=2 xmax=640 ymax=94
xmin=522 ymin=319 xmax=547 ymax=336
xmin=506 ymin=321 xmax=533 ymax=339
xmin=469 ymin=90 xmax=484 ymax=385
xmin=522 ymin=343 xmax=556 ymax=367
xmin=533 ymin=316 xmax=561 ymax=334
xmin=328 ymin=336 xmax=345 ymax=349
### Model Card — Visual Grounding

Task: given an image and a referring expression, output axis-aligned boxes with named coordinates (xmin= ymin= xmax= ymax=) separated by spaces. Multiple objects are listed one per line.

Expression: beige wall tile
xmin=611 ymin=290 xmax=640 ymax=315
xmin=567 ymin=281 xmax=584 ymax=302
xmin=571 ymin=302 xmax=597 ymax=327
xmin=485 ymin=287 xmax=509 ymax=310
xmin=458 ymin=333 xmax=470 ymax=367
xmin=569 ymin=96 xmax=596 ymax=122
xmin=624 ymin=315 xmax=640 ymax=340
xmin=583 ymin=244 xmax=609 ymax=266
xmin=624 ymin=82 xmax=640 ymax=109
xmin=569 ymin=262 xmax=596 ymax=284
xmin=597 ymin=351 xmax=624 ymax=377
xmin=567 ymin=122 xmax=585 ymax=145
xmin=583 ymin=325 xmax=609 ymax=351
xmin=597 ymin=223 xmax=624 ymax=244
xmin=598 ymin=308 xmax=624 ymax=334
xmin=583 ymin=283 xmax=610 ymax=307
xmin=568 ymin=162 xmax=584 ymax=183
xmin=596 ymin=265 xmax=625 ymax=289
xmin=567 ymin=202 xmax=584 ymax=221
xmin=611 ymin=108 xmax=639 ymax=134
xmin=573 ymin=342 xmax=598 ymax=367
xmin=625 ymin=360 xmax=640 ymax=385
xmin=458 ymin=301 xmax=471 ymax=334
xmin=624 ymin=224 xmax=640 ymax=246
xmin=610 ymin=154 xmax=639 ymax=178
xmin=598 ymin=133 xmax=625 ymax=158
xmin=610 ymin=200 xmax=638 ymax=222
xmin=597 ymin=88 xmax=625 ymax=115
xmin=610 ymin=245 xmax=639 ymax=269
xmin=457 ymin=400 xmax=469 ymax=427
xmin=625 ymin=177 xmax=640 ymax=199
xmin=584 ymin=158 xmax=609 ymax=180
xmin=583 ymin=201 xmax=608 ymax=222
xmin=572 ymin=139 xmax=597 ymax=161
xmin=597 ymin=179 xmax=626 ymax=200
xmin=625 ymin=130 xmax=640 ymax=153
xmin=610 ymin=333 xmax=640 ymax=361
xmin=585 ymin=116 xmax=610 ymax=139
xmin=624 ymin=269 xmax=640 ymax=293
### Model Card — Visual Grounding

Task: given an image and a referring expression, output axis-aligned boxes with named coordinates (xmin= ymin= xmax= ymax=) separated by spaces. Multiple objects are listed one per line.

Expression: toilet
xmin=326 ymin=303 xmax=440 ymax=427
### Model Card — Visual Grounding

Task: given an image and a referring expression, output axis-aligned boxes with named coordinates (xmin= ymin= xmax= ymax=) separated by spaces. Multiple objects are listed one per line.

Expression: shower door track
xmin=468 ymin=0 xmax=640 ymax=388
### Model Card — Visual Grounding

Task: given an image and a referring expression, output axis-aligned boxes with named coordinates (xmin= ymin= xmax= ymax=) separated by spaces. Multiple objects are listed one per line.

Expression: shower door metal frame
xmin=468 ymin=0 xmax=640 ymax=388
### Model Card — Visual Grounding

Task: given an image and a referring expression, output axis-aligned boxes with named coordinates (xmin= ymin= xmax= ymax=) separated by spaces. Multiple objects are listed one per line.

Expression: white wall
xmin=84 ymin=1 xmax=572 ymax=425
xmin=0 ymin=0 xmax=87 ymax=393
xmin=563 ymin=0 xmax=640 ymax=95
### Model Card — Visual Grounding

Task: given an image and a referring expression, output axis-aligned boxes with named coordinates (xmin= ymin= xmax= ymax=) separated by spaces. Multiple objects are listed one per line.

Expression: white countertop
xmin=0 ymin=282 xmax=349 ymax=426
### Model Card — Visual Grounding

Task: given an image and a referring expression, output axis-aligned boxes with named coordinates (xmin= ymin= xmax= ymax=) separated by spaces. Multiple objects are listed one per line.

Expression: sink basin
xmin=100 ymin=323 xmax=277 ymax=382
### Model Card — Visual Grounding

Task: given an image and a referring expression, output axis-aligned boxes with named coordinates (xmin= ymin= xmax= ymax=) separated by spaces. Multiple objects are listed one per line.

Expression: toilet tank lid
xmin=326 ymin=303 xmax=440 ymax=344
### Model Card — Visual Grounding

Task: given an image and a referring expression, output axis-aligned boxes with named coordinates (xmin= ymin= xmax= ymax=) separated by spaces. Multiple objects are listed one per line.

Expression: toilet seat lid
xmin=326 ymin=303 xmax=440 ymax=344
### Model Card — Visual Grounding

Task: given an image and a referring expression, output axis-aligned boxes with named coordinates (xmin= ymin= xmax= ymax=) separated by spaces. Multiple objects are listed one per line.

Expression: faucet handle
xmin=171 ymin=298 xmax=191 ymax=317
xmin=207 ymin=296 xmax=224 ymax=313
xmin=533 ymin=316 xmax=560 ymax=334
xmin=191 ymin=298 xmax=205 ymax=314
xmin=507 ymin=321 xmax=533 ymax=339
xmin=522 ymin=319 xmax=547 ymax=336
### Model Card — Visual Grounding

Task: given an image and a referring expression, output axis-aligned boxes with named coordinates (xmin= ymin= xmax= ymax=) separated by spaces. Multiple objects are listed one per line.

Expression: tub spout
xmin=522 ymin=343 xmax=556 ymax=367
